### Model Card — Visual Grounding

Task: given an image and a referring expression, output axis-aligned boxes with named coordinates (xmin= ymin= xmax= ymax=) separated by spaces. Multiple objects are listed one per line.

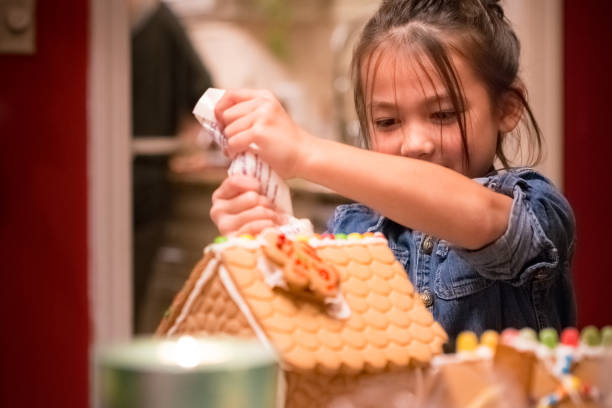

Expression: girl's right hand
xmin=214 ymin=89 xmax=313 ymax=180
xmin=210 ymin=174 xmax=285 ymax=236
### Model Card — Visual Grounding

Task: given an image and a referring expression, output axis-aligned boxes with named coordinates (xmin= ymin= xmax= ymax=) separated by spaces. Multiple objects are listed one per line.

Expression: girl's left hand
xmin=214 ymin=89 xmax=312 ymax=180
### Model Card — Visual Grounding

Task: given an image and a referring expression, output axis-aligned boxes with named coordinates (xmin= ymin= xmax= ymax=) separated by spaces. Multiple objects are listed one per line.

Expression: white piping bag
xmin=193 ymin=88 xmax=312 ymax=235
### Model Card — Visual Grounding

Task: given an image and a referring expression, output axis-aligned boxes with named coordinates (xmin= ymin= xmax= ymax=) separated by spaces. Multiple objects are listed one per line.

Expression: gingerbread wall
xmin=563 ymin=0 xmax=612 ymax=328
xmin=0 ymin=1 xmax=90 ymax=407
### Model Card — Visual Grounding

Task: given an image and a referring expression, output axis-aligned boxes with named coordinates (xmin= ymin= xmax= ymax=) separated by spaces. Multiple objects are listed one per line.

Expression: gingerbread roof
xmin=157 ymin=234 xmax=447 ymax=375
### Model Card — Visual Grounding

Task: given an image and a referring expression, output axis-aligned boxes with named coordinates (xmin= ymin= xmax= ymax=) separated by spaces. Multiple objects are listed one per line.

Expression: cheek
xmin=371 ymin=132 xmax=402 ymax=155
xmin=464 ymin=114 xmax=499 ymax=175
xmin=438 ymin=128 xmax=465 ymax=160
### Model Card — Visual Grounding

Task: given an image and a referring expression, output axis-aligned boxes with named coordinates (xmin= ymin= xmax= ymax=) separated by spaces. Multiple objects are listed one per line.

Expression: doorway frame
xmin=88 ymin=0 xmax=132 ymax=346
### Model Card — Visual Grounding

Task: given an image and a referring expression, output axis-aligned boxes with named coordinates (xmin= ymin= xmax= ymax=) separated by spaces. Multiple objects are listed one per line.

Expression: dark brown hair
xmin=352 ymin=0 xmax=542 ymax=169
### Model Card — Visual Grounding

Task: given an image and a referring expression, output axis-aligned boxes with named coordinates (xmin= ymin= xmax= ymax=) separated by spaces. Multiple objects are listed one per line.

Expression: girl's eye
xmin=431 ymin=110 xmax=458 ymax=124
xmin=374 ymin=118 xmax=399 ymax=129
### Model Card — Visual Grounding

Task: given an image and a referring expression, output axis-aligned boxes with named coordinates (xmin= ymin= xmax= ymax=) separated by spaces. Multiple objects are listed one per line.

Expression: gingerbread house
xmin=157 ymin=231 xmax=447 ymax=407
xmin=425 ymin=329 xmax=612 ymax=408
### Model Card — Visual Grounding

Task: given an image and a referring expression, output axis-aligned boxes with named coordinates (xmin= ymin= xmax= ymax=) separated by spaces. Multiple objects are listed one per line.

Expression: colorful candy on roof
xmin=453 ymin=326 xmax=612 ymax=407
xmin=213 ymin=231 xmax=386 ymax=245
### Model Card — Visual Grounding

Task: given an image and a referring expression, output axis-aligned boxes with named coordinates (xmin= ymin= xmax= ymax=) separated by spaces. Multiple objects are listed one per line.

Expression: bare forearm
xmin=297 ymin=137 xmax=512 ymax=249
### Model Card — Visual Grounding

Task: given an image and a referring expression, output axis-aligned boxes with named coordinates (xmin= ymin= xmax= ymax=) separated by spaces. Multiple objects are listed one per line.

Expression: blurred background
xmin=130 ymin=0 xmax=380 ymax=335
xmin=0 ymin=0 xmax=611 ymax=407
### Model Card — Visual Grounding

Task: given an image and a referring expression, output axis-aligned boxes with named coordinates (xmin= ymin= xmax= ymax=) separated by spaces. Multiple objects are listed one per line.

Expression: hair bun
xmin=485 ymin=0 xmax=505 ymax=20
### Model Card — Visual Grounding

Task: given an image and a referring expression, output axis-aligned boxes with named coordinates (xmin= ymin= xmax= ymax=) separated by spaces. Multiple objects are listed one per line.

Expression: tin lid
xmin=97 ymin=335 xmax=277 ymax=374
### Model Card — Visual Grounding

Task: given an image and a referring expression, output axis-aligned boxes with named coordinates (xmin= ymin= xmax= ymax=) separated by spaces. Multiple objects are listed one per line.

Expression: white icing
xmin=278 ymin=218 xmax=313 ymax=236
xmin=257 ymin=255 xmax=288 ymax=290
xmin=218 ymin=265 xmax=276 ymax=354
xmin=205 ymin=238 xmax=263 ymax=253
xmin=506 ymin=336 xmax=539 ymax=352
xmin=577 ymin=344 xmax=609 ymax=358
xmin=205 ymin=234 xmax=388 ymax=254
xmin=431 ymin=345 xmax=493 ymax=368
xmin=168 ymin=257 xmax=219 ymax=336
xmin=324 ymin=292 xmax=352 ymax=320
xmin=308 ymin=236 xmax=387 ymax=248
xmin=505 ymin=335 xmax=612 ymax=364
xmin=534 ymin=343 xmax=556 ymax=359
xmin=254 ymin=239 xmax=352 ymax=320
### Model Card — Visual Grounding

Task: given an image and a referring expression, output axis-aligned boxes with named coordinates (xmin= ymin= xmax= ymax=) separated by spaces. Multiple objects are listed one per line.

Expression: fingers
xmin=212 ymin=175 xmax=261 ymax=201
xmin=210 ymin=174 xmax=283 ymax=235
xmin=225 ymin=129 xmax=257 ymax=158
xmin=213 ymin=204 xmax=282 ymax=236
xmin=223 ymin=110 xmax=257 ymax=138
xmin=214 ymin=89 xmax=274 ymax=125
xmin=219 ymin=99 xmax=260 ymax=132
xmin=235 ymin=219 xmax=278 ymax=236
xmin=213 ymin=189 xmax=276 ymax=217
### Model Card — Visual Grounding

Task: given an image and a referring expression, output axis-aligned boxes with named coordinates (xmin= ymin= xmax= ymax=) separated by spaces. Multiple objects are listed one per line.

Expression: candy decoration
xmin=601 ymin=326 xmax=612 ymax=347
xmin=214 ymin=236 xmax=228 ymax=244
xmin=335 ymin=233 xmax=348 ymax=240
xmin=564 ymin=375 xmax=581 ymax=392
xmin=347 ymin=233 xmax=362 ymax=240
xmin=560 ymin=327 xmax=580 ymax=347
xmin=540 ymin=328 xmax=559 ymax=349
xmin=536 ymin=326 xmax=600 ymax=408
xmin=501 ymin=328 xmax=519 ymax=345
xmin=480 ymin=330 xmax=499 ymax=351
xmin=557 ymin=354 xmax=574 ymax=375
xmin=519 ymin=327 xmax=538 ymax=342
xmin=539 ymin=393 xmax=560 ymax=407
xmin=239 ymin=234 xmax=255 ymax=240
xmin=295 ymin=235 xmax=309 ymax=242
xmin=320 ymin=233 xmax=335 ymax=240
xmin=363 ymin=232 xmax=375 ymax=238
xmin=538 ymin=374 xmax=584 ymax=408
xmin=456 ymin=331 xmax=478 ymax=352
xmin=581 ymin=325 xmax=601 ymax=346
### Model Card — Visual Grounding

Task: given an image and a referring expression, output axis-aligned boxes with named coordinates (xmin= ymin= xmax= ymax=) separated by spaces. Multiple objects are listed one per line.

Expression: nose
xmin=400 ymin=127 xmax=435 ymax=159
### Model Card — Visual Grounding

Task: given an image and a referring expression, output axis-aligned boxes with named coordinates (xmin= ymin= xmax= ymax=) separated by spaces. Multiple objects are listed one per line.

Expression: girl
xmin=209 ymin=0 xmax=576 ymax=344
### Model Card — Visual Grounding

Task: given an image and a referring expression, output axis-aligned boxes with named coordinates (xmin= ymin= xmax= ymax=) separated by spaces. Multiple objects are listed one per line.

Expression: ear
xmin=497 ymin=86 xmax=524 ymax=134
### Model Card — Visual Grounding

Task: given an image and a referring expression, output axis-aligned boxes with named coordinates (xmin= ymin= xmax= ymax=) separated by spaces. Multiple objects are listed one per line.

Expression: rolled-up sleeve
xmin=454 ymin=170 xmax=575 ymax=286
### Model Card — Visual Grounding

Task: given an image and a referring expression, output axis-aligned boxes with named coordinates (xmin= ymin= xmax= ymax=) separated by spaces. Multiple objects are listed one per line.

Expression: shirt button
xmin=420 ymin=290 xmax=434 ymax=308
xmin=421 ymin=236 xmax=434 ymax=255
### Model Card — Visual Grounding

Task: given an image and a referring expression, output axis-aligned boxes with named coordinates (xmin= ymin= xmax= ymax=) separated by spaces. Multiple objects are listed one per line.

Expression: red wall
xmin=564 ymin=1 xmax=612 ymax=328
xmin=0 ymin=1 xmax=90 ymax=407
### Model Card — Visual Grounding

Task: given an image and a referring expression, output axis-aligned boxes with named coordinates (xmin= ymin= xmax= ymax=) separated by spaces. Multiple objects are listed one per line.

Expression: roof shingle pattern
xmin=218 ymin=240 xmax=447 ymax=374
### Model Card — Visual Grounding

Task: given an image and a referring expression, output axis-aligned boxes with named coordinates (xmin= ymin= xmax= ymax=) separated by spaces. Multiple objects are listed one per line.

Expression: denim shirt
xmin=327 ymin=168 xmax=577 ymax=346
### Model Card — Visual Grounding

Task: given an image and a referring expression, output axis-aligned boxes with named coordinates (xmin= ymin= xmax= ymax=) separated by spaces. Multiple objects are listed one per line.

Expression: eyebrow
xmin=369 ymin=101 xmax=397 ymax=111
xmin=424 ymin=93 xmax=453 ymax=106
xmin=368 ymin=93 xmax=454 ymax=110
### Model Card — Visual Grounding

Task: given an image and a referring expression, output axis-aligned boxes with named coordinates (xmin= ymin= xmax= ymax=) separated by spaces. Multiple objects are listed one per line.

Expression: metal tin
xmin=97 ymin=336 xmax=278 ymax=408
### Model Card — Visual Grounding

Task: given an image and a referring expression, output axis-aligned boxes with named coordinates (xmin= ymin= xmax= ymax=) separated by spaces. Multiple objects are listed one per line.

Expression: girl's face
xmin=363 ymin=49 xmax=501 ymax=178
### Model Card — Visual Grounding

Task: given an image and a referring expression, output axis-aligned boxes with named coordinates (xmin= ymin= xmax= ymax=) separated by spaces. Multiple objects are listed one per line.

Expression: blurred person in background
xmin=129 ymin=0 xmax=213 ymax=333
